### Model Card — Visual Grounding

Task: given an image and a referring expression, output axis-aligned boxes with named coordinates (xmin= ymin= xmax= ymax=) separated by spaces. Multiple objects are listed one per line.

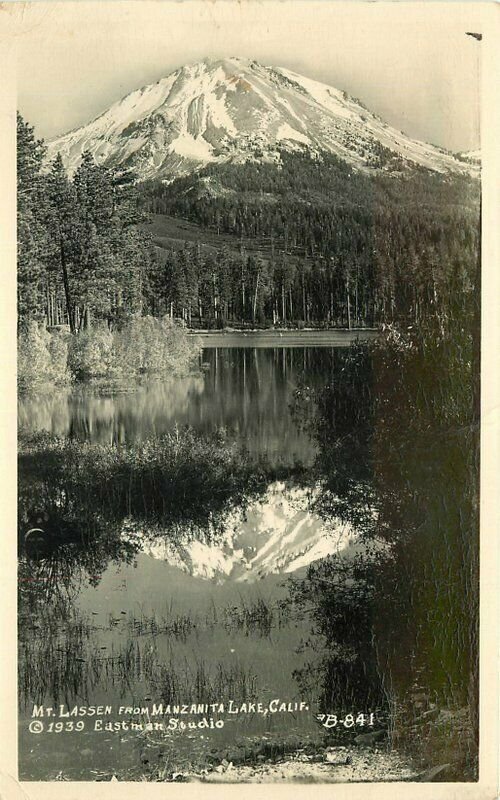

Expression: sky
xmin=12 ymin=1 xmax=483 ymax=152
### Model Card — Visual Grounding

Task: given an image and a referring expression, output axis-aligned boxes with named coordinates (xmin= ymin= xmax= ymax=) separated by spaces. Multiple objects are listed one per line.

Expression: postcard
xmin=1 ymin=2 xmax=498 ymax=797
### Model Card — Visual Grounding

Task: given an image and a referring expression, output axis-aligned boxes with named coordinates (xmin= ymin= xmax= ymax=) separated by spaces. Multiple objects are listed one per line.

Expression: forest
xmin=17 ymin=114 xmax=154 ymax=335
xmin=143 ymin=152 xmax=479 ymax=328
xmin=18 ymin=114 xmax=480 ymax=334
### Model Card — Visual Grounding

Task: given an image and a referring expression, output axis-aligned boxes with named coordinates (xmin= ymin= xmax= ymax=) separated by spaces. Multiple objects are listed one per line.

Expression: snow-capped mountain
xmin=46 ymin=57 xmax=476 ymax=180
xmin=137 ymin=482 xmax=354 ymax=583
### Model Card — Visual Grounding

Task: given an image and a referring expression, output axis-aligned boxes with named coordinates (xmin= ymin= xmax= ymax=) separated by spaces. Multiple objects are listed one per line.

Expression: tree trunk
xmin=253 ymin=270 xmax=260 ymax=322
xmin=60 ymin=240 xmax=75 ymax=333
xmin=83 ymin=306 xmax=91 ymax=330
xmin=213 ymin=275 xmax=218 ymax=320
xmin=346 ymin=276 xmax=351 ymax=330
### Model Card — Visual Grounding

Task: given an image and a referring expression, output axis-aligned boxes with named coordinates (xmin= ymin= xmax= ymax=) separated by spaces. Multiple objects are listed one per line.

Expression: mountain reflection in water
xmin=140 ymin=482 xmax=353 ymax=582
xmin=18 ymin=346 xmax=353 ymax=780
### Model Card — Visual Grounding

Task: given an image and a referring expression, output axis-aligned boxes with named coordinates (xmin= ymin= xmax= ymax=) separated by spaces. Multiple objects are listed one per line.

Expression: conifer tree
xmin=17 ymin=114 xmax=48 ymax=328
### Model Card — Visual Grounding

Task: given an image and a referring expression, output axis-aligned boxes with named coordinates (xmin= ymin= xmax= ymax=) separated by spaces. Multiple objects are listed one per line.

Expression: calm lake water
xmin=18 ymin=344 xmax=361 ymax=780
xmin=18 ymin=347 xmax=345 ymax=464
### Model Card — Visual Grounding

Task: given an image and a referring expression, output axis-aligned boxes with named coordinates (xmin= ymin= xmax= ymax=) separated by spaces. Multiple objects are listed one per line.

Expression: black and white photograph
xmin=3 ymin=0 xmax=498 ymax=791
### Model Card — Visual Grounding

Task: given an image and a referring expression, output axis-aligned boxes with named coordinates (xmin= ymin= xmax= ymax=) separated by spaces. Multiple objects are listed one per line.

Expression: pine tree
xmin=44 ymin=154 xmax=80 ymax=332
xmin=17 ymin=114 xmax=48 ymax=328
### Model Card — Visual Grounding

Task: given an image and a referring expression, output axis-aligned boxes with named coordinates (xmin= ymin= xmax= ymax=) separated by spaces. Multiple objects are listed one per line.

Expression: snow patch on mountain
xmin=275 ymin=67 xmax=354 ymax=120
xmin=170 ymin=132 xmax=216 ymax=162
xmin=276 ymin=122 xmax=311 ymax=146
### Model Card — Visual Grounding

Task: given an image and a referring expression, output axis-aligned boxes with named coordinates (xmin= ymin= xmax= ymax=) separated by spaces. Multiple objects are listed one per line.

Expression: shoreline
xmin=188 ymin=328 xmax=379 ymax=348
xmin=66 ymin=743 xmax=418 ymax=784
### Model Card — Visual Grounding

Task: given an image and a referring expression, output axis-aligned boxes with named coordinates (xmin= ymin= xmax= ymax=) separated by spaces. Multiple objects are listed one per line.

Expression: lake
xmin=18 ymin=341 xmax=368 ymax=780
xmin=18 ymin=345 xmax=351 ymax=463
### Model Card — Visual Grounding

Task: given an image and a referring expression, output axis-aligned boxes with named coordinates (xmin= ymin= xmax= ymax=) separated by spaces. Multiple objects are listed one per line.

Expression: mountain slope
xmin=46 ymin=57 xmax=475 ymax=180
xmin=457 ymin=148 xmax=481 ymax=165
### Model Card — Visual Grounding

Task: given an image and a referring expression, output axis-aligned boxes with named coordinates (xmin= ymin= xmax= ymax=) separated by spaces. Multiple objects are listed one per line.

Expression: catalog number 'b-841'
xmin=317 ymin=713 xmax=376 ymax=728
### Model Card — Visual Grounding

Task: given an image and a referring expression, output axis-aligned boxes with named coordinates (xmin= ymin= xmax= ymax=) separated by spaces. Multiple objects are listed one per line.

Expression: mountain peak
xmin=201 ymin=55 xmax=251 ymax=66
xmin=46 ymin=57 xmax=477 ymax=180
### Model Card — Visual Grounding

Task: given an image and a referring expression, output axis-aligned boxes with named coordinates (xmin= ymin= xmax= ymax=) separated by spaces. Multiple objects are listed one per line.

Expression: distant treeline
xmin=143 ymin=152 xmax=480 ymax=329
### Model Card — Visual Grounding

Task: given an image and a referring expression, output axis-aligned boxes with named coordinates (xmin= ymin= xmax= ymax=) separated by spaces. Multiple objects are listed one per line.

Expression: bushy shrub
xmin=18 ymin=317 xmax=200 ymax=391
xmin=67 ymin=327 xmax=114 ymax=381
xmin=18 ymin=428 xmax=278 ymax=539
xmin=45 ymin=330 xmax=70 ymax=382
xmin=18 ymin=323 xmax=70 ymax=393
xmin=112 ymin=316 xmax=199 ymax=378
